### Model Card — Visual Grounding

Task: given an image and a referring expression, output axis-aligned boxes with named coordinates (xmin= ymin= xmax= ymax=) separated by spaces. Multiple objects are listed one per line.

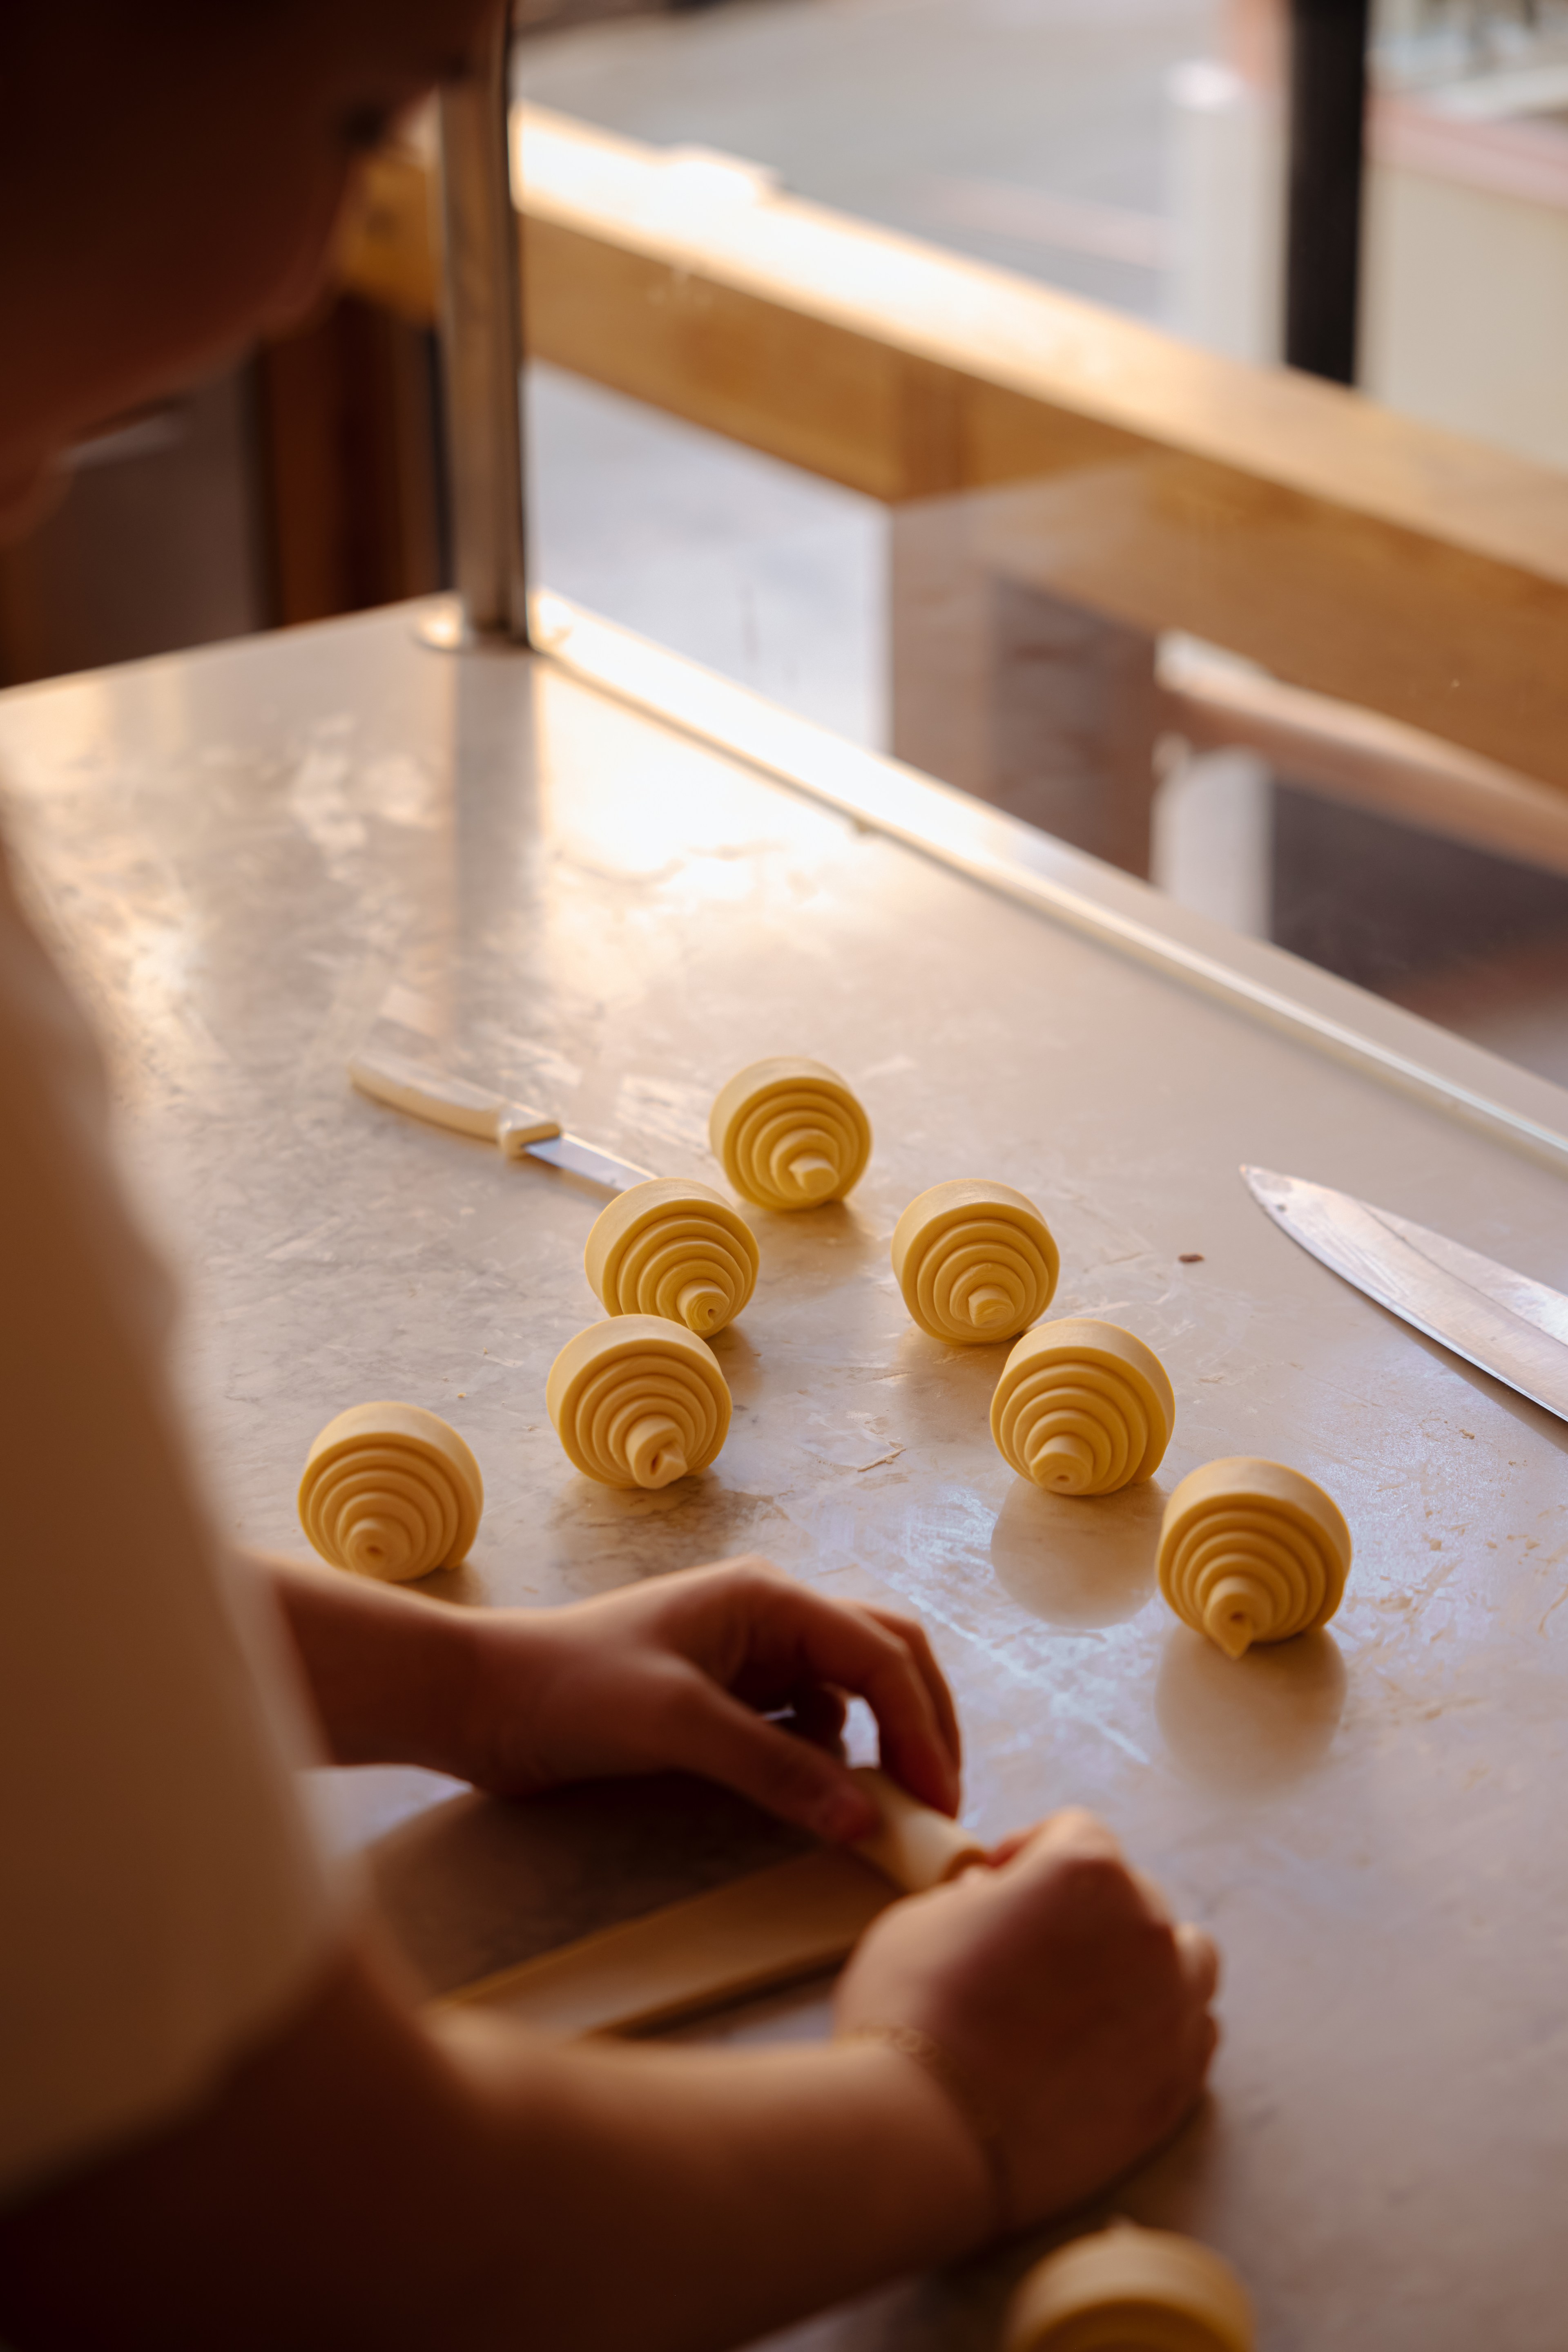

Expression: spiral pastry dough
xmin=547 ymin=1313 xmax=732 ymax=1489
xmin=584 ymin=1178 xmax=758 ymax=1337
xmin=298 ymin=1402 xmax=483 ymax=1582
xmin=1004 ymin=2225 xmax=1255 ymax=2352
xmin=990 ymin=1318 xmax=1173 ymax=1497
xmin=891 ymin=1179 xmax=1059 ymax=1343
xmin=1158 ymin=1456 xmax=1351 ymax=1658
xmin=709 ymin=1057 xmax=871 ymax=1211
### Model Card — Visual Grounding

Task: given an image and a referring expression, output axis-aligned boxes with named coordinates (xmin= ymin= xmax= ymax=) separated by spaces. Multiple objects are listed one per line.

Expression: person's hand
xmin=457 ymin=1557 xmax=961 ymax=1841
xmin=835 ymin=1809 xmax=1218 ymax=2230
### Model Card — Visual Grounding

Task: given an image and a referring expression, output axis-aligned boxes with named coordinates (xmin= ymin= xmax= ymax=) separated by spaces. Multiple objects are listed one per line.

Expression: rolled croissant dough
xmin=1004 ymin=2223 xmax=1255 ymax=2352
xmin=546 ymin=1313 xmax=732 ymax=1489
xmin=440 ymin=1769 xmax=988 ymax=2039
xmin=584 ymin=1177 xmax=758 ymax=1336
xmin=991 ymin=1318 xmax=1175 ymax=1498
xmin=298 ymin=1401 xmax=484 ymax=1581
xmin=891 ymin=1178 xmax=1059 ymax=1344
xmin=709 ymin=1057 xmax=872 ymax=1211
xmin=1158 ymin=1454 xmax=1352 ymax=1657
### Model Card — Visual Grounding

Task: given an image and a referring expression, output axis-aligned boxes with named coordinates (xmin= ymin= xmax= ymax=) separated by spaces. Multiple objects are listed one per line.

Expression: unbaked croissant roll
xmin=298 ymin=1402 xmax=484 ymax=1581
xmin=1004 ymin=2224 xmax=1255 ymax=2352
xmin=848 ymin=1767 xmax=990 ymax=1891
xmin=892 ymin=1179 xmax=1059 ymax=1343
xmin=990 ymin=1318 xmax=1173 ymax=1496
xmin=709 ymin=1057 xmax=871 ymax=1211
xmin=1158 ymin=1456 xmax=1351 ymax=1657
xmin=547 ymin=1313 xmax=732 ymax=1489
xmin=584 ymin=1178 xmax=758 ymax=1337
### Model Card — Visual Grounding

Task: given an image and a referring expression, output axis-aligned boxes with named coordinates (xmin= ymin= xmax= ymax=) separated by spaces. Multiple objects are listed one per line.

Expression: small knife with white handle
xmin=1242 ymin=1165 xmax=1568 ymax=1426
xmin=349 ymin=1045 xmax=655 ymax=1193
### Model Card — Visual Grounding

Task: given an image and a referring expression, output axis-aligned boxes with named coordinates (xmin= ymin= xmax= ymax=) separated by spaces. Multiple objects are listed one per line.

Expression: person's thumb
xmin=657 ymin=1675 xmax=880 ymax=1841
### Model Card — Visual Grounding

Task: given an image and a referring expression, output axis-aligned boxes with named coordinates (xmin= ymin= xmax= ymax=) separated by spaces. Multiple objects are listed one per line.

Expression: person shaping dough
xmin=0 ymin=10 xmax=1219 ymax=2348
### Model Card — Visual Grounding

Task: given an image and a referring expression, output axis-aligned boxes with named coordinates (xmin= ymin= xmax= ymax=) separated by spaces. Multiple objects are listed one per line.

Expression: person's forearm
xmin=0 ymin=1942 xmax=995 ymax=2352
xmin=442 ymin=2017 xmax=994 ymax=2351
xmin=256 ymin=1552 xmax=481 ymax=1774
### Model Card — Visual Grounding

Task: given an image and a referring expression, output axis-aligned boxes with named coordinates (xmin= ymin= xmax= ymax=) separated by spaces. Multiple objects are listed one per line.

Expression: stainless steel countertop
xmin=3 ymin=603 xmax=1567 ymax=2350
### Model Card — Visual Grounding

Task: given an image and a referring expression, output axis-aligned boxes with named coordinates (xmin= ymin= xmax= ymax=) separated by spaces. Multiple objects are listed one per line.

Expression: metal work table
xmin=3 ymin=601 xmax=1567 ymax=2350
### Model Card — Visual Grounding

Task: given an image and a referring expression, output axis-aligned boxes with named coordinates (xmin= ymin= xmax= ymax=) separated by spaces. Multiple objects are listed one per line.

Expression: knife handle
xmin=349 ymin=1048 xmax=562 ymax=1157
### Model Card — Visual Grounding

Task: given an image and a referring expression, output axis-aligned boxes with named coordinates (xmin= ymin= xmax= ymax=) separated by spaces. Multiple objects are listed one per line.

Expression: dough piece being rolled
xmin=299 ymin=1402 xmax=483 ymax=1582
xmin=442 ymin=1769 xmax=992 ymax=2037
xmin=1004 ymin=2225 xmax=1255 ymax=2352
xmin=892 ymin=1178 xmax=1059 ymax=1343
xmin=1158 ymin=1455 xmax=1351 ymax=1658
xmin=547 ymin=1313 xmax=731 ymax=1489
xmin=848 ymin=1767 xmax=990 ymax=1890
xmin=584 ymin=1178 xmax=759 ymax=1337
xmin=991 ymin=1318 xmax=1174 ymax=1496
xmin=709 ymin=1057 xmax=871 ymax=1211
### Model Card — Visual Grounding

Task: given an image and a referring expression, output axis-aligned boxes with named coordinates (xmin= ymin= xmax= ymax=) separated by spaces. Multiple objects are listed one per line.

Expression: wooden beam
xmin=333 ymin=141 xmax=439 ymax=326
xmin=335 ymin=105 xmax=1568 ymax=795
xmin=1160 ymin=641 xmax=1568 ymax=881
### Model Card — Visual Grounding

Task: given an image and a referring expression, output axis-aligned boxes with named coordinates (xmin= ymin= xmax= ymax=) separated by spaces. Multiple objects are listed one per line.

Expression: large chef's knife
xmin=349 ymin=1042 xmax=654 ymax=1193
xmin=1242 ymin=1167 xmax=1568 ymax=1425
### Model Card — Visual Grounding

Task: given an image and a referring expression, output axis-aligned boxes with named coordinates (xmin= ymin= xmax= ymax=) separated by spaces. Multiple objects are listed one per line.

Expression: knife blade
xmin=349 ymin=1046 xmax=654 ymax=1193
xmin=520 ymin=1132 xmax=656 ymax=1193
xmin=1242 ymin=1166 xmax=1568 ymax=1425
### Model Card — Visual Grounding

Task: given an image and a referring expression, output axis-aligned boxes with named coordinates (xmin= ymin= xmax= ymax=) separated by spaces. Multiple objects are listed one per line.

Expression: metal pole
xmin=423 ymin=7 xmax=529 ymax=647
xmin=1284 ymin=0 xmax=1369 ymax=384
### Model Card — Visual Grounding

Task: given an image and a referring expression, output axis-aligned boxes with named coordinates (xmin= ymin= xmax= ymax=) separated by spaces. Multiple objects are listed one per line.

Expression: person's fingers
xmin=998 ymin=1824 xmax=1221 ymax=2037
xmin=647 ymin=1563 xmax=961 ymax=1809
xmin=980 ymin=1826 xmax=1038 ymax=1870
xmin=966 ymin=1810 xmax=1117 ymax=1877
xmin=994 ymin=1823 xmax=1205 ymax=1995
xmin=977 ymin=1810 xmax=1166 ymax=1943
xmin=1164 ymin=2010 xmax=1220 ymax=2126
xmin=774 ymin=1681 xmax=849 ymax=1754
xmin=726 ymin=1580 xmax=961 ymax=1814
xmin=861 ymin=1606 xmax=962 ymax=1771
xmin=1015 ymin=1807 xmax=1127 ymax=1867
xmin=1131 ymin=1866 xmax=1173 ymax=1923
xmin=1175 ymin=1920 xmax=1220 ymax=2006
xmin=646 ymin=1666 xmax=879 ymax=1840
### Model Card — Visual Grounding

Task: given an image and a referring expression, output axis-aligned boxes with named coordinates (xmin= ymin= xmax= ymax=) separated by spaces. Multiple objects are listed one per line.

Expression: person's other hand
xmin=457 ymin=1557 xmax=961 ymax=1840
xmin=836 ymin=1809 xmax=1218 ymax=2229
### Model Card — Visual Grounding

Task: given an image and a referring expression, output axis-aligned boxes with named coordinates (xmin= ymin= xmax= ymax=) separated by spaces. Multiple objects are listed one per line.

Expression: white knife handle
xmin=348 ymin=1049 xmax=562 ymax=1155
